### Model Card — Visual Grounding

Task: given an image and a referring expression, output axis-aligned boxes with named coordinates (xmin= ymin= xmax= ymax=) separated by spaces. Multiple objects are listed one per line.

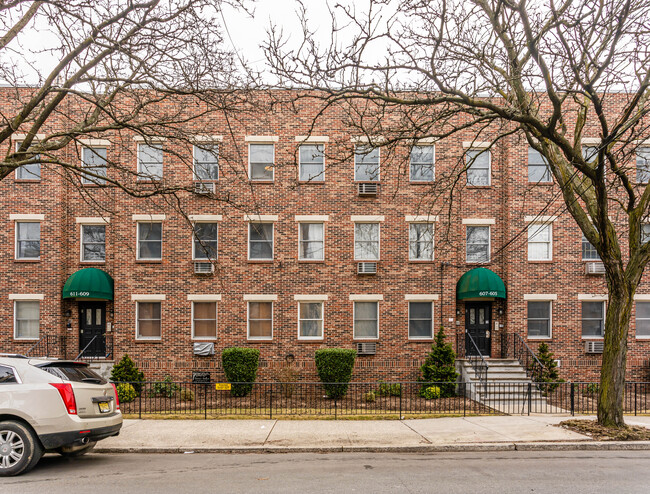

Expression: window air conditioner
xmin=585 ymin=341 xmax=604 ymax=354
xmin=194 ymin=182 xmax=215 ymax=195
xmin=194 ymin=262 xmax=214 ymax=274
xmin=585 ymin=261 xmax=606 ymax=275
xmin=357 ymin=262 xmax=378 ymax=275
xmin=356 ymin=342 xmax=377 ymax=355
xmin=357 ymin=182 xmax=378 ymax=196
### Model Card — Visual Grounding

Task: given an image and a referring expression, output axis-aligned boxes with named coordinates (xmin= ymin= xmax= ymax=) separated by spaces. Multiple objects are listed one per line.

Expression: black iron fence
xmin=25 ymin=335 xmax=68 ymax=358
xmin=113 ymin=380 xmax=650 ymax=419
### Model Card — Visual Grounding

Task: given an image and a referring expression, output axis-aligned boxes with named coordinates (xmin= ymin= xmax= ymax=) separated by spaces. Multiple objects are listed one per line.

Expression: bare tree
xmin=266 ymin=0 xmax=650 ymax=427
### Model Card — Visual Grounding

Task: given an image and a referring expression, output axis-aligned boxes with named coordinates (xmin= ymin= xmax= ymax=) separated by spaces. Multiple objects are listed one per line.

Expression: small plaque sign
xmin=215 ymin=383 xmax=232 ymax=391
xmin=191 ymin=371 xmax=211 ymax=384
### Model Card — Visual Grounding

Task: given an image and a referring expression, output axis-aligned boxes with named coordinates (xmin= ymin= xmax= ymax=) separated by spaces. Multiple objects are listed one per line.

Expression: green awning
xmin=62 ymin=268 xmax=114 ymax=300
xmin=456 ymin=268 xmax=506 ymax=300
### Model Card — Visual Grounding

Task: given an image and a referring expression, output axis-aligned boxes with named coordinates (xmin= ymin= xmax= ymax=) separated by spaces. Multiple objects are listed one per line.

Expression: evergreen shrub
xmin=314 ymin=348 xmax=356 ymax=399
xmin=418 ymin=327 xmax=459 ymax=398
xmin=222 ymin=347 xmax=260 ymax=397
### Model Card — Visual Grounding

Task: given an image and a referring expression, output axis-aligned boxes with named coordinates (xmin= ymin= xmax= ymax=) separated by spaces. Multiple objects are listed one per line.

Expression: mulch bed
xmin=558 ymin=419 xmax=650 ymax=441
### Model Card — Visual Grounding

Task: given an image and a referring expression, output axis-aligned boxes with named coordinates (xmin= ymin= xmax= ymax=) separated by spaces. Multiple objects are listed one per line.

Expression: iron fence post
xmin=463 ymin=383 xmax=466 ymax=417
xmin=204 ymin=383 xmax=208 ymax=420
xmin=270 ymin=383 xmax=273 ymax=420
xmin=527 ymin=382 xmax=532 ymax=416
xmin=635 ymin=382 xmax=637 ymax=416
xmin=139 ymin=385 xmax=142 ymax=420
xmin=570 ymin=382 xmax=575 ymax=416
xmin=399 ymin=386 xmax=402 ymax=419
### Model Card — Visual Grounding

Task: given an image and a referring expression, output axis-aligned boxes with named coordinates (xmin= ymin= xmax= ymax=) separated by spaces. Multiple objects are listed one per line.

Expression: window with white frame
xmin=354 ymin=223 xmax=380 ymax=260
xmin=16 ymin=222 xmax=40 ymax=260
xmin=193 ymin=223 xmax=218 ymax=260
xmin=409 ymin=223 xmax=434 ymax=261
xmin=582 ymin=301 xmax=605 ymax=337
xmin=248 ymin=222 xmax=273 ymax=260
xmin=582 ymin=234 xmax=600 ymax=260
xmin=641 ymin=224 xmax=650 ymax=244
xmin=14 ymin=142 xmax=41 ymax=180
xmin=636 ymin=302 xmax=650 ymax=338
xmin=248 ymin=301 xmax=273 ymax=339
xmin=193 ymin=144 xmax=219 ymax=180
xmin=192 ymin=301 xmax=217 ymax=339
xmin=528 ymin=148 xmax=551 ymax=183
xmin=137 ymin=143 xmax=163 ymax=180
xmin=249 ymin=144 xmax=274 ymax=181
xmin=354 ymin=301 xmax=379 ymax=339
xmin=298 ymin=302 xmax=323 ymax=339
xmin=137 ymin=222 xmax=162 ymax=260
xmin=354 ymin=145 xmax=380 ymax=181
xmin=81 ymin=147 xmax=107 ymax=185
xmin=14 ymin=300 xmax=39 ymax=339
xmin=527 ymin=301 xmax=551 ymax=338
xmin=637 ymin=147 xmax=650 ymax=184
xmin=299 ymin=144 xmax=325 ymax=181
xmin=582 ymin=145 xmax=599 ymax=162
xmin=408 ymin=302 xmax=433 ymax=339
xmin=465 ymin=149 xmax=490 ymax=186
xmin=410 ymin=145 xmax=434 ymax=182
xmin=299 ymin=223 xmax=324 ymax=260
xmin=466 ymin=225 xmax=490 ymax=263
xmin=528 ymin=223 xmax=552 ymax=261
xmin=81 ymin=224 xmax=106 ymax=262
xmin=136 ymin=301 xmax=161 ymax=339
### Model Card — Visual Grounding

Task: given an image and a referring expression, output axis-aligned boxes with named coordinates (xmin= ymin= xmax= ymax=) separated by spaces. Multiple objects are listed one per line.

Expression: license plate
xmin=98 ymin=401 xmax=110 ymax=413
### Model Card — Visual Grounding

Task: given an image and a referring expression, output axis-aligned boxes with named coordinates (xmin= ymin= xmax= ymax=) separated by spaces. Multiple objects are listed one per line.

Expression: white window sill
xmin=14 ymin=337 xmax=40 ymax=341
xmin=353 ymin=337 xmax=379 ymax=341
xmin=408 ymin=337 xmax=434 ymax=341
xmin=527 ymin=336 xmax=552 ymax=340
xmin=298 ymin=337 xmax=324 ymax=341
xmin=192 ymin=338 xmax=217 ymax=341
xmin=135 ymin=337 xmax=162 ymax=341
xmin=581 ymin=336 xmax=604 ymax=340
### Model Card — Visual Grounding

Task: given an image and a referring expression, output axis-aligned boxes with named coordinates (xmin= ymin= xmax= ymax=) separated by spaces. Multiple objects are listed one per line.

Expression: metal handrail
xmin=509 ymin=333 xmax=545 ymax=382
xmin=75 ymin=335 xmax=98 ymax=360
xmin=25 ymin=336 xmax=45 ymax=357
xmin=465 ymin=330 xmax=488 ymax=393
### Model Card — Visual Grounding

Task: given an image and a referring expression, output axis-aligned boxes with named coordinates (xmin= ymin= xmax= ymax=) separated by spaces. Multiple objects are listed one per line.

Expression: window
xmin=466 ymin=225 xmax=490 ymax=263
xmin=354 ymin=145 xmax=380 ymax=181
xmin=636 ymin=302 xmax=650 ymax=338
xmin=248 ymin=301 xmax=272 ymax=339
xmin=583 ymin=145 xmax=599 ymax=162
xmin=81 ymin=147 xmax=107 ymax=185
xmin=249 ymin=143 xmax=274 ymax=181
xmin=248 ymin=222 xmax=273 ymax=260
xmin=193 ymin=144 xmax=219 ymax=180
xmin=354 ymin=223 xmax=380 ymax=260
xmin=299 ymin=223 xmax=324 ymax=260
xmin=582 ymin=235 xmax=600 ymax=260
xmin=137 ymin=222 xmax=162 ymax=260
xmin=354 ymin=302 xmax=379 ymax=339
xmin=637 ymin=147 xmax=650 ymax=183
xmin=16 ymin=222 xmax=40 ymax=260
xmin=527 ymin=301 xmax=551 ymax=338
xmin=192 ymin=302 xmax=217 ymax=339
xmin=410 ymin=145 xmax=434 ymax=182
xmin=298 ymin=302 xmax=323 ymax=339
xmin=137 ymin=143 xmax=163 ymax=180
xmin=136 ymin=302 xmax=161 ymax=339
xmin=14 ymin=301 xmax=39 ymax=340
xmin=299 ymin=144 xmax=324 ymax=181
xmin=642 ymin=224 xmax=650 ymax=244
xmin=409 ymin=223 xmax=434 ymax=261
xmin=14 ymin=142 xmax=41 ymax=180
xmin=409 ymin=302 xmax=433 ymax=339
xmin=0 ymin=365 xmax=18 ymax=384
xmin=528 ymin=223 xmax=552 ymax=261
xmin=193 ymin=223 xmax=218 ymax=260
xmin=466 ymin=149 xmax=490 ymax=186
xmin=81 ymin=224 xmax=106 ymax=262
xmin=582 ymin=301 xmax=605 ymax=337
xmin=528 ymin=148 xmax=551 ymax=183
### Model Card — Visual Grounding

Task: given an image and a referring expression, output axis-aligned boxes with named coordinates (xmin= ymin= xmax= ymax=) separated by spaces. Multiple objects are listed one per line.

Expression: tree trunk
xmin=597 ymin=284 xmax=633 ymax=427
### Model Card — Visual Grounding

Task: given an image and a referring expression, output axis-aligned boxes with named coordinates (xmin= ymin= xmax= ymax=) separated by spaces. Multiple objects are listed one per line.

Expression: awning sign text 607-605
xmin=478 ymin=291 xmax=498 ymax=297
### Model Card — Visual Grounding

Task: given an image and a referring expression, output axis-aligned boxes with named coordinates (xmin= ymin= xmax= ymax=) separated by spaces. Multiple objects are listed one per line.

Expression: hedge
xmin=314 ymin=348 xmax=356 ymax=399
xmin=222 ymin=347 xmax=260 ymax=397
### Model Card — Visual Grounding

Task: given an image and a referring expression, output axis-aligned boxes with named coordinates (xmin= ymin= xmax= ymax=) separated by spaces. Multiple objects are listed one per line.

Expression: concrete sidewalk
xmin=96 ymin=415 xmax=650 ymax=453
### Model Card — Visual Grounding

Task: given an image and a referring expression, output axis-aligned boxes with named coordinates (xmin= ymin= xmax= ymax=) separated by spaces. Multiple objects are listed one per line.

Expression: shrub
xmin=179 ymin=388 xmax=195 ymax=402
xmin=110 ymin=354 xmax=145 ymax=394
xmin=536 ymin=342 xmax=564 ymax=394
xmin=152 ymin=375 xmax=180 ymax=398
xmin=116 ymin=383 xmax=137 ymax=403
xmin=222 ymin=347 xmax=260 ymax=397
xmin=418 ymin=326 xmax=459 ymax=398
xmin=584 ymin=383 xmax=599 ymax=396
xmin=274 ymin=365 xmax=301 ymax=398
xmin=378 ymin=381 xmax=402 ymax=397
xmin=422 ymin=385 xmax=441 ymax=400
xmin=364 ymin=391 xmax=377 ymax=403
xmin=315 ymin=348 xmax=356 ymax=399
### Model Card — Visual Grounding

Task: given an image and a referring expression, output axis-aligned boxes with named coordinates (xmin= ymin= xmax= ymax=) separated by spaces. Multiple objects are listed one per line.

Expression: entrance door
xmin=79 ymin=302 xmax=106 ymax=357
xmin=465 ymin=302 xmax=491 ymax=357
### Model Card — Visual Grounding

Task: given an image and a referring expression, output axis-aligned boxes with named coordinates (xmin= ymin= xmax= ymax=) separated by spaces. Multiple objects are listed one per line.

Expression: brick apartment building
xmin=2 ymin=89 xmax=650 ymax=382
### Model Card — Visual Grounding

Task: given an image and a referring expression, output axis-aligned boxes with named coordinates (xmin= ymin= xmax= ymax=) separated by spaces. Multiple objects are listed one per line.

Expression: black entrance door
xmin=79 ymin=302 xmax=106 ymax=357
xmin=465 ymin=302 xmax=492 ymax=357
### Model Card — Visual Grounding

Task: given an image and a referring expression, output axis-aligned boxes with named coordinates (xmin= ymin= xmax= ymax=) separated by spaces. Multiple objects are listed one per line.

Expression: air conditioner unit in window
xmin=356 ymin=342 xmax=377 ymax=355
xmin=194 ymin=262 xmax=214 ymax=274
xmin=357 ymin=262 xmax=378 ymax=275
xmin=357 ymin=182 xmax=378 ymax=196
xmin=585 ymin=341 xmax=604 ymax=354
xmin=194 ymin=181 xmax=215 ymax=195
xmin=585 ymin=261 xmax=606 ymax=275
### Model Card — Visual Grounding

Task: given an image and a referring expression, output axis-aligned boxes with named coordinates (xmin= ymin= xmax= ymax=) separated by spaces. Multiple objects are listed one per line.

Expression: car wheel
xmin=0 ymin=420 xmax=43 ymax=477
xmin=56 ymin=441 xmax=96 ymax=458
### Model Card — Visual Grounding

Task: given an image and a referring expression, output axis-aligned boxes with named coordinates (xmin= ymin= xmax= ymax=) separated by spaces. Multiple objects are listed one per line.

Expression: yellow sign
xmin=215 ymin=383 xmax=232 ymax=390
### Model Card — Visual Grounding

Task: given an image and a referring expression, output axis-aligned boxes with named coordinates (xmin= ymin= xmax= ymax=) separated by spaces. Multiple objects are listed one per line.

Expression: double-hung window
xmin=298 ymin=301 xmax=324 ymax=339
xmin=81 ymin=224 xmax=106 ymax=262
xmin=636 ymin=302 xmax=650 ymax=338
xmin=528 ymin=148 xmax=551 ymax=183
xmin=354 ymin=223 xmax=380 ymax=260
xmin=637 ymin=147 xmax=650 ymax=184
xmin=354 ymin=146 xmax=380 ymax=181
xmin=466 ymin=149 xmax=490 ymax=186
xmin=193 ymin=223 xmax=218 ymax=260
xmin=16 ymin=222 xmax=41 ymax=260
xmin=194 ymin=144 xmax=219 ymax=181
xmin=299 ymin=223 xmax=324 ymax=260
xmin=137 ymin=222 xmax=162 ymax=260
xmin=409 ymin=223 xmax=434 ymax=261
xmin=249 ymin=143 xmax=274 ymax=181
xmin=299 ymin=144 xmax=325 ymax=182
xmin=14 ymin=142 xmax=41 ymax=180
xmin=248 ymin=222 xmax=273 ymax=260
xmin=248 ymin=301 xmax=273 ymax=340
xmin=582 ymin=301 xmax=605 ymax=337
xmin=353 ymin=301 xmax=379 ymax=339
xmin=582 ymin=234 xmax=600 ymax=261
xmin=82 ymin=147 xmax=107 ymax=185
xmin=408 ymin=302 xmax=433 ymax=339
xmin=583 ymin=145 xmax=599 ymax=163
xmin=14 ymin=300 xmax=40 ymax=340
xmin=192 ymin=301 xmax=217 ymax=340
xmin=466 ymin=225 xmax=490 ymax=263
xmin=137 ymin=143 xmax=163 ymax=180
xmin=527 ymin=301 xmax=551 ymax=338
xmin=410 ymin=145 xmax=434 ymax=182
xmin=528 ymin=223 xmax=552 ymax=261
xmin=136 ymin=301 xmax=162 ymax=340
xmin=642 ymin=224 xmax=650 ymax=245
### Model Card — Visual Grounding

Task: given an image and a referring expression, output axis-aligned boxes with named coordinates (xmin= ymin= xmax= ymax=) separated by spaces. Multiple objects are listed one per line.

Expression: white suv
xmin=0 ymin=355 xmax=122 ymax=476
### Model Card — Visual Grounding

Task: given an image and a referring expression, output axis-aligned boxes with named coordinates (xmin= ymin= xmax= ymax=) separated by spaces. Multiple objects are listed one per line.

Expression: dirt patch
xmin=558 ymin=419 xmax=650 ymax=441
